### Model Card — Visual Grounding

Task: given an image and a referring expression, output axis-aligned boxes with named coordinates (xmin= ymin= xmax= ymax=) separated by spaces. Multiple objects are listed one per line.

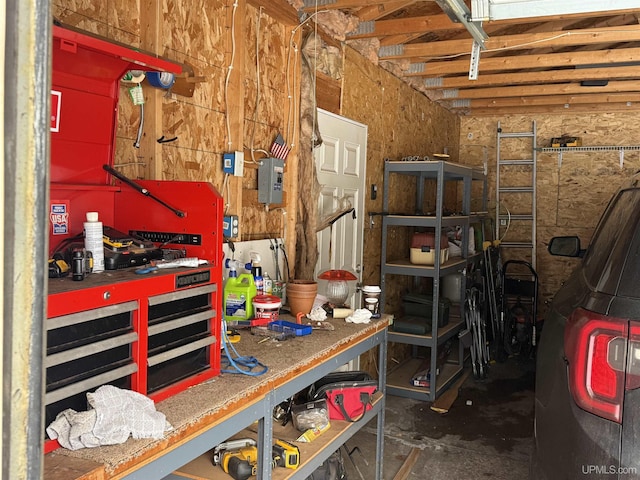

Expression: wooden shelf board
xmin=387 ymin=358 xmax=462 ymax=399
xmin=388 ymin=318 xmax=464 ymax=345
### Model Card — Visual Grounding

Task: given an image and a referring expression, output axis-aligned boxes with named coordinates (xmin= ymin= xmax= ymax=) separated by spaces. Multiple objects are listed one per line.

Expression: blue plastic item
xmin=146 ymin=71 xmax=176 ymax=89
xmin=268 ymin=320 xmax=312 ymax=336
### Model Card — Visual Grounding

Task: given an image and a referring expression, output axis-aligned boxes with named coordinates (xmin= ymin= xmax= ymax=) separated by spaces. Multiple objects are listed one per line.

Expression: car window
xmin=582 ymin=188 xmax=640 ymax=295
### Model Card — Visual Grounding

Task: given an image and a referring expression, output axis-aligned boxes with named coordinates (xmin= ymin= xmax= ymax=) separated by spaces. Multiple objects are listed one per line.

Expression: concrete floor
xmin=341 ymin=357 xmax=535 ymax=480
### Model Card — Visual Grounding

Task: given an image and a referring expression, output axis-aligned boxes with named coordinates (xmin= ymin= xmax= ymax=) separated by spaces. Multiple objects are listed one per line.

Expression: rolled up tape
xmin=122 ymin=70 xmax=146 ymax=83
xmin=146 ymin=71 xmax=176 ymax=89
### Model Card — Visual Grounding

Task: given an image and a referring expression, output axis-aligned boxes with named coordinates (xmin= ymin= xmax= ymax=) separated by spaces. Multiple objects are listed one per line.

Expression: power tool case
xmin=308 ymin=371 xmax=378 ymax=422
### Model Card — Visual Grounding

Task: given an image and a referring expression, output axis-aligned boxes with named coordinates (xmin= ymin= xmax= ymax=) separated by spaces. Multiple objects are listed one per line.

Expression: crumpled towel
xmin=306 ymin=306 xmax=328 ymax=321
xmin=345 ymin=308 xmax=372 ymax=324
xmin=46 ymin=385 xmax=172 ymax=450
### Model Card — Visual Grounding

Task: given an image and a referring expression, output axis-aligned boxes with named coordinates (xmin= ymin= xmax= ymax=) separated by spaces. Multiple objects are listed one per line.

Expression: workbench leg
xmin=376 ymin=329 xmax=388 ymax=480
xmin=257 ymin=391 xmax=274 ymax=480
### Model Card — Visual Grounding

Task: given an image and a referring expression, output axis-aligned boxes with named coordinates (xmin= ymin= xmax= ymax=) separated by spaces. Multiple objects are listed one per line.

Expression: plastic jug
xmin=223 ymin=273 xmax=257 ymax=322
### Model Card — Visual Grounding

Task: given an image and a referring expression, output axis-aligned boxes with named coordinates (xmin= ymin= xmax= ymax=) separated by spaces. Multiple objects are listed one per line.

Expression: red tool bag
xmin=309 ymin=371 xmax=378 ymax=422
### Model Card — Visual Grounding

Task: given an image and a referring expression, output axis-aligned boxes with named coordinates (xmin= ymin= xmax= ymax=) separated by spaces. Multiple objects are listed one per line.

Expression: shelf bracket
xmin=468 ymin=40 xmax=482 ymax=80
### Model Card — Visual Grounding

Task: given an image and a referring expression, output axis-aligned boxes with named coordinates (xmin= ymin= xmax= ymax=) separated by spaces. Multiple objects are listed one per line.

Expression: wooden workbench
xmin=44 ymin=315 xmax=389 ymax=480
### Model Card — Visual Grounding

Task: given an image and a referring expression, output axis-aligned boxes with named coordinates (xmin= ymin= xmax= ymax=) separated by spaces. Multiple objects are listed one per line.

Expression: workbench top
xmin=44 ymin=315 xmax=390 ymax=480
xmin=47 ymin=264 xmax=212 ymax=295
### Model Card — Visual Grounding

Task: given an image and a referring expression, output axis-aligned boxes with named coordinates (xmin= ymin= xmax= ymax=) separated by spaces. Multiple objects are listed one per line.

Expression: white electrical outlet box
xmin=223 ymin=215 xmax=239 ymax=238
xmin=223 ymin=151 xmax=244 ymax=176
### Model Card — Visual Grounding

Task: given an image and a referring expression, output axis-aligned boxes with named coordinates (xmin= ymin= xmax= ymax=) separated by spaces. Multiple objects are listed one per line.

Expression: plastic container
xmin=253 ymin=294 xmax=282 ymax=324
xmin=223 ymin=273 xmax=257 ymax=322
xmin=362 ymin=285 xmax=382 ymax=318
xmin=442 ymin=274 xmax=463 ymax=303
xmin=263 ymin=272 xmax=273 ymax=295
xmin=253 ymin=267 xmax=264 ymax=295
xmin=83 ymin=211 xmax=104 ymax=272
xmin=248 ymin=252 xmax=264 ymax=295
xmin=401 ymin=293 xmax=450 ymax=327
xmin=268 ymin=320 xmax=312 ymax=336
xmin=410 ymin=231 xmax=449 ymax=265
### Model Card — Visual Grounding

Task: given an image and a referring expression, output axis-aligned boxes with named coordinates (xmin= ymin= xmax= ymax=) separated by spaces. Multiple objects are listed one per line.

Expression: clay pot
xmin=286 ymin=280 xmax=318 ymax=316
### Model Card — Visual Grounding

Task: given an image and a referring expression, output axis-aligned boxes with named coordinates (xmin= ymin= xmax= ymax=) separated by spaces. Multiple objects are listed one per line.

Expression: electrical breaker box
xmin=258 ymin=157 xmax=284 ymax=205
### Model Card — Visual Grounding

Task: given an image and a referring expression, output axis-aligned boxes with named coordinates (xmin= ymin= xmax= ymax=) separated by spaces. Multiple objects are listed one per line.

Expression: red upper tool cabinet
xmin=46 ymin=25 xmax=223 ymax=453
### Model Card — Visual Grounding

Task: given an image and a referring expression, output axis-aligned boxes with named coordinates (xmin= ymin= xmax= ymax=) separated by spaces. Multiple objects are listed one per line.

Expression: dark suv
xmin=532 ymin=176 xmax=640 ymax=479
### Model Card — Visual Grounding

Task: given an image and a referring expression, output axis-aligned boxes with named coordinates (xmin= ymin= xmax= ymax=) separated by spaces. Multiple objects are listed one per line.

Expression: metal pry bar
xmin=103 ymin=164 xmax=186 ymax=218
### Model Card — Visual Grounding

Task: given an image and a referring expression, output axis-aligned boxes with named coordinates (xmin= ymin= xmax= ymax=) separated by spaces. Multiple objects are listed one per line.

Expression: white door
xmin=314 ymin=109 xmax=367 ymax=312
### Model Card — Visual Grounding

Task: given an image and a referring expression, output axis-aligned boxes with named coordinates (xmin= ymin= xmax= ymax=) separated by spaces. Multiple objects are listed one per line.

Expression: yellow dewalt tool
xmin=272 ymin=439 xmax=300 ymax=469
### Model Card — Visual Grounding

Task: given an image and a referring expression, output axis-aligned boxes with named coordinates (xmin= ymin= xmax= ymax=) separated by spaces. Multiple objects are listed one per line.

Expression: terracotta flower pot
xmin=286 ymin=279 xmax=318 ymax=316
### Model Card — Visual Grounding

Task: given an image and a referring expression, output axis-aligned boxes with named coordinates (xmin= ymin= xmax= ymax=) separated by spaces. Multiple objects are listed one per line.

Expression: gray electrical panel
xmin=258 ymin=157 xmax=284 ymax=204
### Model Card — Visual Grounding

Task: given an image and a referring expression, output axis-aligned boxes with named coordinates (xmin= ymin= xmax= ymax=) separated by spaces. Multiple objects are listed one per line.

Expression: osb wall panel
xmin=342 ymin=45 xmax=460 ymax=274
xmin=53 ymin=0 xmax=295 ymax=245
xmin=242 ymin=8 xmax=293 ymax=240
xmin=341 ymin=46 xmax=461 ymax=366
xmin=460 ymin=112 xmax=640 ymax=314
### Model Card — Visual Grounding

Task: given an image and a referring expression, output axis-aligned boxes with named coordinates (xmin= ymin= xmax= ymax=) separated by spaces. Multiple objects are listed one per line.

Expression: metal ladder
xmin=495 ymin=120 xmax=537 ymax=269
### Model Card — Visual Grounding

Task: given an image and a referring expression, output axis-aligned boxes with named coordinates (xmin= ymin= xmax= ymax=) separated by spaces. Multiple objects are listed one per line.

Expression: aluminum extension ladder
xmin=495 ymin=120 xmax=537 ymax=270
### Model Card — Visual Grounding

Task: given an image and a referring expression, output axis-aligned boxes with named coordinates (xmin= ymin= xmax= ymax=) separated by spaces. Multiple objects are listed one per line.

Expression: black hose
xmin=279 ymin=241 xmax=291 ymax=283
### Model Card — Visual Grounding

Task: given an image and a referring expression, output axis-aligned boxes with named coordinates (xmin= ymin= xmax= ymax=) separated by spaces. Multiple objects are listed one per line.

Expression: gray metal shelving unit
xmin=380 ymin=160 xmax=487 ymax=402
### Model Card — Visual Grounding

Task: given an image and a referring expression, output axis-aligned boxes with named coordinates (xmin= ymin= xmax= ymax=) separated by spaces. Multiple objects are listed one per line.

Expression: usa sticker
xmin=50 ymin=201 xmax=69 ymax=235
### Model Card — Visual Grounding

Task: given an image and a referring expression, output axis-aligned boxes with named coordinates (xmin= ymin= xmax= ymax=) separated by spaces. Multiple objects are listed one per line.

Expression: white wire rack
xmin=538 ymin=145 xmax=640 ymax=168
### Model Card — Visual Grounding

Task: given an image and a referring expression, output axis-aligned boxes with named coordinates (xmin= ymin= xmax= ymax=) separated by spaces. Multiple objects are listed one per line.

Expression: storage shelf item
xmin=175 ymin=393 xmax=385 ymax=480
xmin=386 ymin=358 xmax=463 ymax=400
xmin=388 ymin=317 xmax=465 ymax=348
xmin=380 ymin=160 xmax=487 ymax=402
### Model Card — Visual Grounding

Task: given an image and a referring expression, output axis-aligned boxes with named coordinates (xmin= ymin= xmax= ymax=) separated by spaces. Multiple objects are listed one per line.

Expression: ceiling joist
xmin=440 ymin=80 xmax=640 ymax=100
xmin=447 ymin=91 xmax=640 ymax=109
xmin=404 ymin=47 xmax=640 ymax=77
xmin=305 ymin=1 xmax=640 ymax=115
xmin=421 ymin=65 xmax=640 ymax=89
xmin=378 ymin=24 xmax=640 ymax=60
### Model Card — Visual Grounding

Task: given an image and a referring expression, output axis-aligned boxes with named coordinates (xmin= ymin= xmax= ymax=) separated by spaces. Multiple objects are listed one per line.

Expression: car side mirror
xmin=548 ymin=236 xmax=584 ymax=257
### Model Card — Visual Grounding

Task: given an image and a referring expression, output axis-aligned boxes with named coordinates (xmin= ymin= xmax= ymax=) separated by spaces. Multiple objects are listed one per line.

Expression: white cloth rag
xmin=345 ymin=308 xmax=372 ymax=324
xmin=307 ymin=306 xmax=328 ymax=321
xmin=46 ymin=385 xmax=172 ymax=450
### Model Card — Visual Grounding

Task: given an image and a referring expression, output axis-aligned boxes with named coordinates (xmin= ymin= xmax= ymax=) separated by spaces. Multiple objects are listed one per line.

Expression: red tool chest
xmin=46 ymin=25 xmax=223 ymax=453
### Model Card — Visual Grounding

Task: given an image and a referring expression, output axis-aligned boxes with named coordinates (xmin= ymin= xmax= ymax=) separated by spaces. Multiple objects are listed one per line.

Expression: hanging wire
xmin=498 ymin=202 xmax=512 ymax=242
xmin=220 ymin=321 xmax=268 ymax=376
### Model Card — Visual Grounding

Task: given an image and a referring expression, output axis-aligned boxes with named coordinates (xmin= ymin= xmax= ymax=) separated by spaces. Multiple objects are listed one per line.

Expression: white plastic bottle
xmin=84 ymin=211 xmax=104 ymax=272
xmin=263 ymin=272 xmax=273 ymax=295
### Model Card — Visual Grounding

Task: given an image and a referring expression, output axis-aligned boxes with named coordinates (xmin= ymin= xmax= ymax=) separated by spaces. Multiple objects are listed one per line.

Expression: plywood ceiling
xmin=295 ymin=1 xmax=640 ymax=116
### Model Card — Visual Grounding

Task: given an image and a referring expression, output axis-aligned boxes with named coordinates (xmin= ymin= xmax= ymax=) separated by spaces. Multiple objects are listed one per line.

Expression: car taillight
xmin=565 ymin=308 xmax=627 ymax=423
xmin=626 ymin=322 xmax=640 ymax=391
